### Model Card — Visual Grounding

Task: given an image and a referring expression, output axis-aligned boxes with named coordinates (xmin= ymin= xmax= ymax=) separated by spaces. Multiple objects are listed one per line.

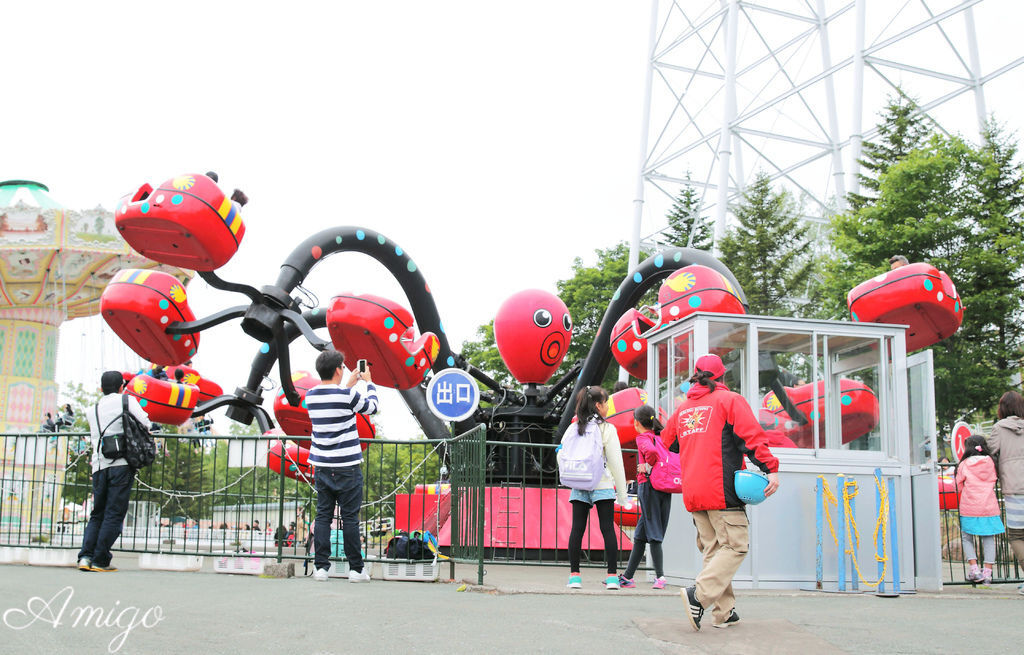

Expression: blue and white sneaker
xmin=605 ymin=575 xmax=620 ymax=590
xmin=566 ymin=575 xmax=583 ymax=589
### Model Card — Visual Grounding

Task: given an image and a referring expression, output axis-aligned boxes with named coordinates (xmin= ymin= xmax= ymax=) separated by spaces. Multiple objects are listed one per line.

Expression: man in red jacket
xmin=663 ymin=354 xmax=780 ymax=631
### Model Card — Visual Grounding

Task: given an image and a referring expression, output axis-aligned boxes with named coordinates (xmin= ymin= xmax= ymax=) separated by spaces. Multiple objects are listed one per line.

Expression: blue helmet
xmin=734 ymin=469 xmax=769 ymax=505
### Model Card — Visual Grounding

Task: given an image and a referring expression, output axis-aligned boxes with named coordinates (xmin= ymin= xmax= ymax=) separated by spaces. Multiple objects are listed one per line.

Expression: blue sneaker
xmin=605 ymin=575 xmax=620 ymax=590
xmin=566 ymin=575 xmax=583 ymax=589
xmin=618 ymin=574 xmax=636 ymax=588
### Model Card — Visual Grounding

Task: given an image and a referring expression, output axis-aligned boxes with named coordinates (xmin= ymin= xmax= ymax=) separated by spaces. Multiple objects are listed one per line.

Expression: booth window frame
xmin=645 ymin=312 xmax=912 ymax=466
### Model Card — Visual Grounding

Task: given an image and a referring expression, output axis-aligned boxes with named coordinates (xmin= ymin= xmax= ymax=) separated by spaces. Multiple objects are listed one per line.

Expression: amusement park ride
xmin=98 ymin=172 xmax=964 ymax=554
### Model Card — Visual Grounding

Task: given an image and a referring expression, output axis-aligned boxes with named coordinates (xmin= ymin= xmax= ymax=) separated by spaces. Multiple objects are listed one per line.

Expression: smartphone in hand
xmin=357 ymin=359 xmax=368 ymax=373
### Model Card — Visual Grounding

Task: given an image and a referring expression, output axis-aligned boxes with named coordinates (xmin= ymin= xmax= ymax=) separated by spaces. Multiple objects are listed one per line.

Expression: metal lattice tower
xmin=629 ymin=0 xmax=1024 ymax=267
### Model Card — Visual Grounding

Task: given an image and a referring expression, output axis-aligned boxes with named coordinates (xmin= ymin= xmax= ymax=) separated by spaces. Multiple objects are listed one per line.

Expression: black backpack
xmin=119 ymin=395 xmax=156 ymax=469
xmin=385 ymin=531 xmax=431 ymax=560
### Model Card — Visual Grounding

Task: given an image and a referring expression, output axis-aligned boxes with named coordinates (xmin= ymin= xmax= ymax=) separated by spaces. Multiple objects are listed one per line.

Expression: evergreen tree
xmin=718 ymin=173 xmax=813 ymax=316
xmin=660 ymin=180 xmax=713 ymax=250
xmin=848 ymin=91 xmax=931 ymax=211
xmin=965 ymin=120 xmax=1024 ymax=380
xmin=823 ymin=127 xmax=1024 ymax=428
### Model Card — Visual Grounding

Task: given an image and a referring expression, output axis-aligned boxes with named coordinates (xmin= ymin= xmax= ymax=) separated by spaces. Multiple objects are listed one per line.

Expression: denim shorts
xmin=569 ymin=487 xmax=616 ymax=505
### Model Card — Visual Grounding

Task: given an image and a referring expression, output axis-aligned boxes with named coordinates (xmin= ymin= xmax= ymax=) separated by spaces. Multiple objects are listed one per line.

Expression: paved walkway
xmin=0 ymin=559 xmax=1021 ymax=654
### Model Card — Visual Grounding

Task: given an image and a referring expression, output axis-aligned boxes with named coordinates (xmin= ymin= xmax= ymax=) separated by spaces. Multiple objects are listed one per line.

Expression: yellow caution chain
xmin=818 ymin=474 xmax=889 ymax=588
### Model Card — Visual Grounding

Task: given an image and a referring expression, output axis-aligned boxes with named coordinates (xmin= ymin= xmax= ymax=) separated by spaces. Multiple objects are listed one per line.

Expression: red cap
xmin=694 ymin=354 xmax=726 ymax=380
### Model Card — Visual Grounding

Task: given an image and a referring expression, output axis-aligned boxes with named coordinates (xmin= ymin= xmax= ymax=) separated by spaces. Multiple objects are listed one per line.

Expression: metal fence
xmin=4 ymin=431 xmax=1017 ymax=587
xmin=937 ymin=462 xmax=1022 ymax=585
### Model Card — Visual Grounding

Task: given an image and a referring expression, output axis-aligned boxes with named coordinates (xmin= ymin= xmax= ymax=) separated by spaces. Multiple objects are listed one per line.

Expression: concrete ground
xmin=0 ymin=558 xmax=1021 ymax=655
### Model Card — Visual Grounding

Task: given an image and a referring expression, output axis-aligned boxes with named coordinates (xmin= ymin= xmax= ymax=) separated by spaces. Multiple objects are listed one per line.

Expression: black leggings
xmin=623 ymin=538 xmax=663 ymax=579
xmin=568 ymin=499 xmax=619 ymax=574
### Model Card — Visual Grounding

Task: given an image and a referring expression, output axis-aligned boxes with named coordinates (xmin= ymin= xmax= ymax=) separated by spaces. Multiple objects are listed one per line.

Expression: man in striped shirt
xmin=306 ymin=349 xmax=378 ymax=582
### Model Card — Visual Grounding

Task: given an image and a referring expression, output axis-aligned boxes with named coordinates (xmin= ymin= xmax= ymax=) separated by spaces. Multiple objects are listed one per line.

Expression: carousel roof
xmin=0 ymin=180 xmax=192 ymax=324
xmin=0 ymin=180 xmax=63 ymax=209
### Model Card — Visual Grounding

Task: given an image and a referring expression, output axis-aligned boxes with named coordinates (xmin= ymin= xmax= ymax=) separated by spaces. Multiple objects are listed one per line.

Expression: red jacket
xmin=663 ymin=382 xmax=779 ymax=511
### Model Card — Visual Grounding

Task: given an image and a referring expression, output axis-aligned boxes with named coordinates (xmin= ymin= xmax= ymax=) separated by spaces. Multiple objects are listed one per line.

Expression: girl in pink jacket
xmin=956 ymin=435 xmax=1005 ymax=584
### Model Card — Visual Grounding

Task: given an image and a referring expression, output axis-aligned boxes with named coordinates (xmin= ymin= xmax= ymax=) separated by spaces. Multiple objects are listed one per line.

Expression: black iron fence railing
xmin=4 ymin=433 xmax=1015 ymax=586
xmin=938 ymin=462 xmax=1022 ymax=585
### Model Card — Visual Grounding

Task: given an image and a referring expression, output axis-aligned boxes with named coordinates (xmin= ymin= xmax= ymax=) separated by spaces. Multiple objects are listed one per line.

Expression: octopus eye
xmin=533 ymin=309 xmax=552 ymax=328
xmin=562 ymin=313 xmax=572 ymax=332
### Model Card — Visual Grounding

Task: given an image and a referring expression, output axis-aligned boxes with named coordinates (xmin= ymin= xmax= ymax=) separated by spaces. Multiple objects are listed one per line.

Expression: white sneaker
xmin=348 ymin=568 xmax=371 ymax=582
xmin=313 ymin=567 xmax=329 ymax=582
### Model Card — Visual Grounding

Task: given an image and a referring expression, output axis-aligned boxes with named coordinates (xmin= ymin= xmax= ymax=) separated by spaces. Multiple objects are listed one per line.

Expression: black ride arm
xmin=557 ymin=247 xmax=747 ymax=437
xmin=273 ymin=227 xmax=455 ymax=372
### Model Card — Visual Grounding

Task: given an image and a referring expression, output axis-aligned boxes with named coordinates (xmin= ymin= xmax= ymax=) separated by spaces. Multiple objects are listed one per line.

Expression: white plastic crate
xmin=324 ymin=561 xmax=374 ymax=578
xmin=27 ymin=548 xmax=78 ymax=567
xmin=139 ymin=553 xmax=204 ymax=571
xmin=381 ymin=558 xmax=440 ymax=582
xmin=213 ymin=556 xmax=268 ymax=575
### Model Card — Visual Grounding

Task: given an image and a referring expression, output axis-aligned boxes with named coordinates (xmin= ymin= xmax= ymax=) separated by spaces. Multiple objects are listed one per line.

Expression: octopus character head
xmin=493 ymin=289 xmax=573 ymax=384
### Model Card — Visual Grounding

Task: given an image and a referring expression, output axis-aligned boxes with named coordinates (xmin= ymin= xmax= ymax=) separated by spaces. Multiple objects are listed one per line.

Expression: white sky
xmin=5 ymin=2 xmax=649 ymax=436
xmin=5 ymin=1 xmax=1022 ymax=437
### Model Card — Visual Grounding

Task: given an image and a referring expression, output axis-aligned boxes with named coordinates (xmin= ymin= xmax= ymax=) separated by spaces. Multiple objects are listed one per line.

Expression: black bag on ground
xmin=120 ymin=395 xmax=156 ymax=469
xmin=385 ymin=531 xmax=431 ymax=560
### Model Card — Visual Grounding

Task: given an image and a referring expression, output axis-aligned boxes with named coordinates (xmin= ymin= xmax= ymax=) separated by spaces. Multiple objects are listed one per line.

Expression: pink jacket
xmin=956 ymin=456 xmax=1000 ymax=517
xmin=634 ymin=431 xmax=660 ymax=484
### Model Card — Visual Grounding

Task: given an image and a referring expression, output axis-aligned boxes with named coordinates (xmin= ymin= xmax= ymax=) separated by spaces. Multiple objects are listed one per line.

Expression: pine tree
xmin=847 ymin=91 xmax=931 ymax=211
xmin=718 ymin=173 xmax=813 ymax=316
xmin=660 ymin=180 xmax=713 ymax=250
xmin=967 ymin=120 xmax=1024 ymax=376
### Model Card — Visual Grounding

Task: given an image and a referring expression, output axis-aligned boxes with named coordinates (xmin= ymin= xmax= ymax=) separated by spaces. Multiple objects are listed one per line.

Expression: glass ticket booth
xmin=648 ymin=312 xmax=942 ymax=591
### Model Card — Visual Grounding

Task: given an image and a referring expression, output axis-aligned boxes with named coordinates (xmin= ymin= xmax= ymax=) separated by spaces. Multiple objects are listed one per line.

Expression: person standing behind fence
xmin=986 ymin=390 xmax=1024 ymax=594
xmin=662 ymin=354 xmax=779 ymax=631
xmin=77 ymin=370 xmax=150 ymax=573
xmin=956 ymin=435 xmax=1004 ymax=584
xmin=306 ymin=348 xmax=377 ymax=583
xmin=563 ymin=385 xmax=629 ymax=591
xmin=619 ymin=405 xmax=672 ymax=590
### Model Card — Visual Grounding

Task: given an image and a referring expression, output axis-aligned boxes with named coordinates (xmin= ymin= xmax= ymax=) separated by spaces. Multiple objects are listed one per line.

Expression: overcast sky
xmin=5 ymin=1 xmax=1021 ymax=438
xmin=5 ymin=2 xmax=648 ymax=436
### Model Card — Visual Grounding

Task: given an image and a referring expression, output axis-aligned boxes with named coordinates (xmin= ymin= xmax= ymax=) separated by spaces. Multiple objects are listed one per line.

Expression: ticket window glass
xmin=756 ymin=330 xmax=816 ymax=449
xmin=708 ymin=320 xmax=749 ymax=400
xmin=907 ymin=349 xmax=936 ymax=466
xmin=655 ymin=328 xmax=694 ymax=420
xmin=653 ymin=317 xmax=891 ymax=456
xmin=825 ymin=334 xmax=884 ymax=453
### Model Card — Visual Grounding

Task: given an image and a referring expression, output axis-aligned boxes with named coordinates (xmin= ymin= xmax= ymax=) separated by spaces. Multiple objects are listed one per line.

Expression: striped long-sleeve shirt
xmin=305 ymin=383 xmax=378 ymax=468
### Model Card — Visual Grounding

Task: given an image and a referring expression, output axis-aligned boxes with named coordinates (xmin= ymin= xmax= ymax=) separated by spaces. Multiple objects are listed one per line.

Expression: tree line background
xmin=461 ymin=92 xmax=1024 ymax=440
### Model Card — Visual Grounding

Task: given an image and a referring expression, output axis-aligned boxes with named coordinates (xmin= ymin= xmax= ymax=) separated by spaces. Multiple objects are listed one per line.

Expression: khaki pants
xmin=692 ymin=509 xmax=749 ymax=624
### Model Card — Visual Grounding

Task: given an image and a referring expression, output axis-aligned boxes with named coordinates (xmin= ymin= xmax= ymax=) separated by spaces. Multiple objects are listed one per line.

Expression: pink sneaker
xmin=652 ymin=576 xmax=667 ymax=590
xmin=968 ymin=564 xmax=982 ymax=582
xmin=982 ymin=568 xmax=993 ymax=585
